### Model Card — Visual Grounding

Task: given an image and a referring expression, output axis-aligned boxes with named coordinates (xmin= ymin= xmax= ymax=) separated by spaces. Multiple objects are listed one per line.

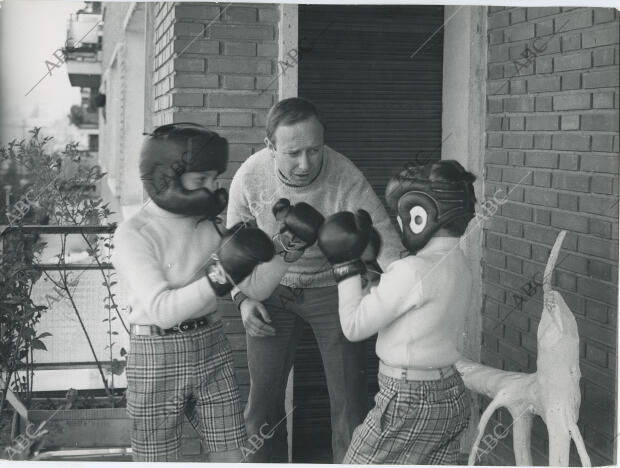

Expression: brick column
xmin=149 ymin=4 xmax=281 ymax=460
xmin=153 ymin=3 xmax=175 ymax=127
xmin=157 ymin=3 xmax=280 ymax=188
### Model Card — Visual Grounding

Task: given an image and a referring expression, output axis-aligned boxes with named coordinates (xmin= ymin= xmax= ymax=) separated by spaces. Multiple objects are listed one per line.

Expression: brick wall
xmin=160 ymin=2 xmax=279 ymax=190
xmin=482 ymin=6 xmax=619 ymax=465
xmin=153 ymin=3 xmax=176 ymax=127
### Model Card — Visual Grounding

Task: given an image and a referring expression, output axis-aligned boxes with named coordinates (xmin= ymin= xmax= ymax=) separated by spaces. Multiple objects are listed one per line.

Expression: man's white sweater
xmin=227 ymin=145 xmax=404 ymax=288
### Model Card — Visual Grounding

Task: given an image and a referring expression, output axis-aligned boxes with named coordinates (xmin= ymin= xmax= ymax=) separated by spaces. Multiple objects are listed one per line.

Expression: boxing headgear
xmin=140 ymin=123 xmax=229 ymax=218
xmin=385 ymin=160 xmax=476 ymax=255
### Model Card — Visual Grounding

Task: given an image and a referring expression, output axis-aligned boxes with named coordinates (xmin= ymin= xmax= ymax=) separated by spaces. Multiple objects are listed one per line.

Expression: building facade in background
xmin=97 ymin=3 xmax=619 ymax=464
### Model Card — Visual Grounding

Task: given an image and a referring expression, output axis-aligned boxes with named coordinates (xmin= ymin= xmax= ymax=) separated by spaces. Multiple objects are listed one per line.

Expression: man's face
xmin=266 ymin=116 xmax=324 ymax=186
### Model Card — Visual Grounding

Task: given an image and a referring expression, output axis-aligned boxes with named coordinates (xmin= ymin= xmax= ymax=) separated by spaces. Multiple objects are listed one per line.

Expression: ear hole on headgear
xmin=408 ymin=206 xmax=428 ymax=234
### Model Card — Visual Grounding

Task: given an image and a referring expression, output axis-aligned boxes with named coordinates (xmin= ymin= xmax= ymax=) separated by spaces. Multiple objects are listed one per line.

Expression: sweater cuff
xmin=233 ymin=290 xmax=248 ymax=310
xmin=333 ymin=259 xmax=366 ymax=282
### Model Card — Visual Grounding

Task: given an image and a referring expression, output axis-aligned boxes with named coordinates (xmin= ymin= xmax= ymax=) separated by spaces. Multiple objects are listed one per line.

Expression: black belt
xmin=130 ymin=314 xmax=219 ymax=336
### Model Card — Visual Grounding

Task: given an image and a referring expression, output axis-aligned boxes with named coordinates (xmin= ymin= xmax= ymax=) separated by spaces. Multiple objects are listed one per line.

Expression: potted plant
xmin=1 ymin=129 xmax=129 ymax=458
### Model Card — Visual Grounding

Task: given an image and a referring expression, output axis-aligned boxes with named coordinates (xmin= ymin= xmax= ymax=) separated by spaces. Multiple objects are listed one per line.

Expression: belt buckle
xmin=174 ymin=320 xmax=197 ymax=334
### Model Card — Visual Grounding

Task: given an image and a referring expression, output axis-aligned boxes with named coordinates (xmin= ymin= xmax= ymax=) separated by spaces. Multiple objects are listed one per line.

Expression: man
xmin=227 ymin=97 xmax=403 ymax=463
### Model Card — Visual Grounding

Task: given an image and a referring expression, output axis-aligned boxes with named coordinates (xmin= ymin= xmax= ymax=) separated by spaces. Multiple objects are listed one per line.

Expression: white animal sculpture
xmin=456 ymin=230 xmax=591 ymax=466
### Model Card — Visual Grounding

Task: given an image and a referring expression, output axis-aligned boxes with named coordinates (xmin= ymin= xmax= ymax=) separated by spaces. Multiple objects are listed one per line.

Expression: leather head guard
xmin=139 ymin=123 xmax=229 ymax=218
xmin=385 ymin=160 xmax=476 ymax=254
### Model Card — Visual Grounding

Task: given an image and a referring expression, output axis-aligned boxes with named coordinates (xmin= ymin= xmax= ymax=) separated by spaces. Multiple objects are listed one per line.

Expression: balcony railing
xmin=66 ymin=12 xmax=102 ymax=50
xmin=64 ymin=10 xmax=102 ymax=88
xmin=1 ymin=225 xmax=128 ymax=391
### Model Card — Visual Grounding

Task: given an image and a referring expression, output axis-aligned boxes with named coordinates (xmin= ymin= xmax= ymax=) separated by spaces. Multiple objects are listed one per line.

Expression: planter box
xmin=23 ymin=407 xmax=130 ymax=449
xmin=14 ymin=400 xmax=205 ymax=460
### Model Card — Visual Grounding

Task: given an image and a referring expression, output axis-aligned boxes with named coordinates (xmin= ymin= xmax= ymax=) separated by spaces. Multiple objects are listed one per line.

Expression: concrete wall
xmin=442 ymin=5 xmax=488 ymax=454
xmin=100 ymin=1 xmax=133 ymax=217
xmin=100 ymin=2 xmax=145 ymax=220
xmin=101 ymin=3 xmax=132 ymax=75
xmin=119 ymin=4 xmax=146 ymax=216
xmin=442 ymin=2 xmax=487 ymax=380
xmin=482 ymin=6 xmax=619 ymax=465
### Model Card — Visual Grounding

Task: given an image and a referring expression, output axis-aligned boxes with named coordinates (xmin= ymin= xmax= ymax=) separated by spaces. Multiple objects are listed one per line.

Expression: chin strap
xmin=211 ymin=217 xmax=225 ymax=236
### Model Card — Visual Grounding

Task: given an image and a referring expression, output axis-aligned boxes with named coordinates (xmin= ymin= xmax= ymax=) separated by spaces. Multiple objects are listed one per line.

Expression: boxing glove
xmin=272 ymin=199 xmax=325 ymax=263
xmin=205 ymin=223 xmax=275 ymax=296
xmin=318 ymin=210 xmax=373 ymax=282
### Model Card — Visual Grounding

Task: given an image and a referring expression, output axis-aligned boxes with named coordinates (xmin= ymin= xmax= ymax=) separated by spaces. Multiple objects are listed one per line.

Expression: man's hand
xmin=240 ymin=298 xmax=276 ymax=337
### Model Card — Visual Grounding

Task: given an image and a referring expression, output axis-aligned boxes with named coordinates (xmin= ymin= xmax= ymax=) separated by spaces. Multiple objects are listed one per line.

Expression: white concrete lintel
xmin=279 ymin=4 xmax=298 ymax=100
xmin=441 ymin=4 xmax=488 ymax=455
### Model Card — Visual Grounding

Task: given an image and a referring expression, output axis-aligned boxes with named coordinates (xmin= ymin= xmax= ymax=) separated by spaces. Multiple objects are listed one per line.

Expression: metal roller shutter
xmin=294 ymin=5 xmax=445 ymax=463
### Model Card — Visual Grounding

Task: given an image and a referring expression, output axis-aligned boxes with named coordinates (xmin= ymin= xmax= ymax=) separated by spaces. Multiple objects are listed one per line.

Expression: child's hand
xmin=240 ymin=298 xmax=275 ymax=337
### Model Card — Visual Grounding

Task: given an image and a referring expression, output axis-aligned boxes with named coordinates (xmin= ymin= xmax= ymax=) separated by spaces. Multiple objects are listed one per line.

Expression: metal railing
xmin=1 ymin=224 xmax=121 ymax=372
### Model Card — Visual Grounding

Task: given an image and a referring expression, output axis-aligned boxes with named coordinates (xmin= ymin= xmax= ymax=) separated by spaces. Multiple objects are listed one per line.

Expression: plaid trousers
xmin=126 ymin=321 xmax=246 ymax=461
xmin=344 ymin=370 xmax=470 ymax=465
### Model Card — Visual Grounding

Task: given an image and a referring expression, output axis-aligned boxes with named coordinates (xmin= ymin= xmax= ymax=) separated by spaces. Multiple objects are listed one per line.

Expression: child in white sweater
xmin=113 ymin=123 xmax=280 ymax=462
xmin=318 ymin=160 xmax=477 ymax=464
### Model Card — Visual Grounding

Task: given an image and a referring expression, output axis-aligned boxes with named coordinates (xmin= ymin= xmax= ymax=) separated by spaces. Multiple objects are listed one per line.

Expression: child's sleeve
xmin=337 ymin=259 xmax=424 ymax=341
xmin=112 ymin=225 xmax=217 ymax=329
xmin=235 ymin=255 xmax=290 ymax=301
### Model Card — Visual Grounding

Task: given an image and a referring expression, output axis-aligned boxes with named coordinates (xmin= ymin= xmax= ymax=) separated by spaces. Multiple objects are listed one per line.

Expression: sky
xmin=0 ymin=0 xmax=85 ymax=146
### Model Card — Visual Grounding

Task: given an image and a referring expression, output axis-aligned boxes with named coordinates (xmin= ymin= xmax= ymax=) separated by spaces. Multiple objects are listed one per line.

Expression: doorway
xmin=294 ymin=4 xmax=445 ymax=463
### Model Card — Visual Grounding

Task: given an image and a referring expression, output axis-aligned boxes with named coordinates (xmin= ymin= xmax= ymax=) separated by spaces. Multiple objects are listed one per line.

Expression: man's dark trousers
xmin=243 ymin=284 xmax=368 ymax=463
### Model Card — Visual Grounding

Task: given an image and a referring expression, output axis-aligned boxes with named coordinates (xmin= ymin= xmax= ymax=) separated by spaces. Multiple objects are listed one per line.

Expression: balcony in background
xmin=64 ymin=8 xmax=102 ymax=89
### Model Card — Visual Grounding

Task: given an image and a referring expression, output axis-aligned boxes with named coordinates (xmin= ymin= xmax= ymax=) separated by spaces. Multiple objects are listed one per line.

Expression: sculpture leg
xmin=547 ymin=414 xmax=571 ymax=467
xmin=468 ymin=398 xmax=504 ymax=465
xmin=510 ymin=409 xmax=533 ymax=466
xmin=568 ymin=422 xmax=591 ymax=467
